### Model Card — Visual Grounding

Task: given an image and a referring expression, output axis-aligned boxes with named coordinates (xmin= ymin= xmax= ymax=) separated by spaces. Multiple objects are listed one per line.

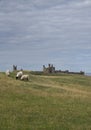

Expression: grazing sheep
xmin=21 ymin=74 xmax=29 ymax=81
xmin=16 ymin=71 xmax=23 ymax=79
xmin=6 ymin=70 xmax=10 ymax=76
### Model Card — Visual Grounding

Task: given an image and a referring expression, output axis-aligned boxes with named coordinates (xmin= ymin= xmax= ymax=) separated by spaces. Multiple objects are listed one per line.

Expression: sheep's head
xmin=16 ymin=76 xmax=18 ymax=80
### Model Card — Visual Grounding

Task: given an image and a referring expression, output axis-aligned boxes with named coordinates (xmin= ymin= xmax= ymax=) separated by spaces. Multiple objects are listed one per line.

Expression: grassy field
xmin=0 ymin=71 xmax=91 ymax=130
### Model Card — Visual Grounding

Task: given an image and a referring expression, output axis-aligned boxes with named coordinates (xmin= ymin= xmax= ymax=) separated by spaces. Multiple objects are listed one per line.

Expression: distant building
xmin=43 ymin=64 xmax=55 ymax=73
xmin=13 ymin=65 xmax=17 ymax=71
xmin=43 ymin=64 xmax=84 ymax=75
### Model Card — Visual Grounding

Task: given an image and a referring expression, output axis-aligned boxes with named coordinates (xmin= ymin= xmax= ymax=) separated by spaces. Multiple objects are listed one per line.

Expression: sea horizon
xmin=85 ymin=73 xmax=91 ymax=76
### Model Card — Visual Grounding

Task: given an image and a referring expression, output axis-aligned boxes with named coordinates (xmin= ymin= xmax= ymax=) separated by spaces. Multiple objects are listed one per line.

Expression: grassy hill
xmin=0 ymin=71 xmax=91 ymax=130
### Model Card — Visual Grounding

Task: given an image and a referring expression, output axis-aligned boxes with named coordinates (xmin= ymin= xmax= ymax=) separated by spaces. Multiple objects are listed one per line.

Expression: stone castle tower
xmin=43 ymin=64 xmax=55 ymax=73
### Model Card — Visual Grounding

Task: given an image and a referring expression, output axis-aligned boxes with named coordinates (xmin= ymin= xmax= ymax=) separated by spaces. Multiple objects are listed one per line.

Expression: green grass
xmin=0 ymin=72 xmax=91 ymax=130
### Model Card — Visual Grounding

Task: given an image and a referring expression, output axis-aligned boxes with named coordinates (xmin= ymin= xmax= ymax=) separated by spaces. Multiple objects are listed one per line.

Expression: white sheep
xmin=6 ymin=70 xmax=10 ymax=76
xmin=16 ymin=71 xmax=23 ymax=79
xmin=21 ymin=74 xmax=29 ymax=81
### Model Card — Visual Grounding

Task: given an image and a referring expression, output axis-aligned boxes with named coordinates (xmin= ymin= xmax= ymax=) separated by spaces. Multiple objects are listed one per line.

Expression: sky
xmin=0 ymin=0 xmax=91 ymax=73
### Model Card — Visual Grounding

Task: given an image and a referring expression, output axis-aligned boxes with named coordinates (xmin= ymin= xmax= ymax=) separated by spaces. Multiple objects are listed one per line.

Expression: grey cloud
xmin=0 ymin=0 xmax=91 ymax=72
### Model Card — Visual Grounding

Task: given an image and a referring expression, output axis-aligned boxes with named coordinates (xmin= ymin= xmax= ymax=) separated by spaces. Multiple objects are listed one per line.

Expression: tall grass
xmin=0 ymin=72 xmax=91 ymax=130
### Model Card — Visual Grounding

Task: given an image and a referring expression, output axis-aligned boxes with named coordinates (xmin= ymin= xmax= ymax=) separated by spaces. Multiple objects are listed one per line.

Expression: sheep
xmin=16 ymin=71 xmax=23 ymax=79
xmin=6 ymin=70 xmax=10 ymax=76
xmin=21 ymin=74 xmax=29 ymax=81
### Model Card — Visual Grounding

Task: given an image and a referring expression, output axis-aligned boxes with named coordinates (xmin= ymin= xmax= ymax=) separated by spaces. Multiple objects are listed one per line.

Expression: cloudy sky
xmin=0 ymin=0 xmax=91 ymax=72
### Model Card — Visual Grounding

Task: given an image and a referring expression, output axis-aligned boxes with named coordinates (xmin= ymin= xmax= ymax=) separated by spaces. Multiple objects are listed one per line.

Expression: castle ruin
xmin=43 ymin=64 xmax=84 ymax=75
xmin=43 ymin=64 xmax=55 ymax=73
xmin=13 ymin=65 xmax=17 ymax=71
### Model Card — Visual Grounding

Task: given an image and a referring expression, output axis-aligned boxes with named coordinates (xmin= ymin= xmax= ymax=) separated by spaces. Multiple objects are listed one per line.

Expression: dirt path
xmin=33 ymin=81 xmax=91 ymax=97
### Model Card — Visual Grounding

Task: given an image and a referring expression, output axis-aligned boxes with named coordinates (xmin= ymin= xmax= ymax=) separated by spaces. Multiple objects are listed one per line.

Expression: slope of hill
xmin=0 ymin=72 xmax=91 ymax=130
